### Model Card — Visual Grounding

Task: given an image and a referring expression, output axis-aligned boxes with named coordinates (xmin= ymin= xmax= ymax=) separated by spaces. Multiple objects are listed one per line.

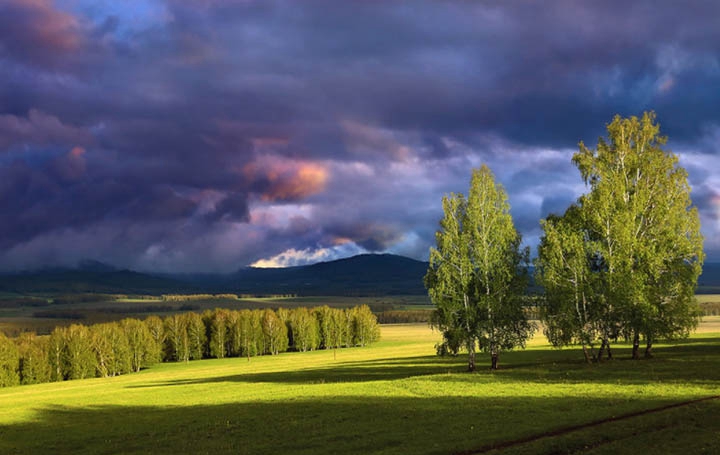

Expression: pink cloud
xmin=1 ymin=0 xmax=81 ymax=59
xmin=242 ymin=155 xmax=329 ymax=202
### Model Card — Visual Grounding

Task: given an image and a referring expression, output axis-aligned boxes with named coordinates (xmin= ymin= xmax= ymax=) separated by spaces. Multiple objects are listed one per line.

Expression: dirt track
xmin=457 ymin=395 xmax=720 ymax=455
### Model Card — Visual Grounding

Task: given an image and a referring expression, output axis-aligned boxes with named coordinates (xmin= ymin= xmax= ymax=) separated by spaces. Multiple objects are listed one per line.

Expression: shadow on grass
xmin=2 ymin=394 xmax=719 ymax=455
xmin=127 ymin=337 xmax=720 ymax=388
xmin=128 ymin=355 xmax=467 ymax=387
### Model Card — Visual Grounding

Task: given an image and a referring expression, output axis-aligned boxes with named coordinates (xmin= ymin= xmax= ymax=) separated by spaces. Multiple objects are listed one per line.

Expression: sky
xmin=0 ymin=0 xmax=719 ymax=272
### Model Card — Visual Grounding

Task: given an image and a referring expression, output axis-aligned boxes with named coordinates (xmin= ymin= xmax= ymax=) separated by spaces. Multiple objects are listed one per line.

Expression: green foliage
xmin=143 ymin=315 xmax=165 ymax=363
xmin=538 ymin=112 xmax=705 ymax=360
xmin=47 ymin=327 xmax=66 ymax=382
xmin=261 ymin=309 xmax=288 ymax=355
xmin=375 ymin=309 xmax=431 ymax=324
xmin=224 ymin=310 xmax=242 ymax=357
xmin=426 ymin=165 xmax=534 ymax=370
xmin=16 ymin=332 xmax=51 ymax=384
xmin=64 ymin=324 xmax=96 ymax=380
xmin=184 ymin=312 xmax=206 ymax=360
xmin=314 ymin=305 xmax=334 ymax=349
xmin=236 ymin=309 xmax=262 ymax=359
xmin=0 ymin=332 xmax=20 ymax=387
xmin=0 ymin=305 xmax=380 ymax=388
xmin=276 ymin=307 xmax=293 ymax=348
xmin=350 ymin=305 xmax=380 ymax=347
xmin=161 ymin=294 xmax=239 ymax=302
xmin=91 ymin=322 xmax=132 ymax=377
xmin=535 ymin=207 xmax=605 ymax=361
xmin=328 ymin=307 xmax=347 ymax=350
xmin=207 ymin=309 xmax=229 ymax=359
xmin=121 ymin=318 xmax=156 ymax=372
xmin=289 ymin=307 xmax=320 ymax=352
xmin=164 ymin=314 xmax=189 ymax=362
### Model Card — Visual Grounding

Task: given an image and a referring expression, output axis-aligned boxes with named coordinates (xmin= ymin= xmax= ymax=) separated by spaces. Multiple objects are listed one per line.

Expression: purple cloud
xmin=0 ymin=0 xmax=718 ymax=272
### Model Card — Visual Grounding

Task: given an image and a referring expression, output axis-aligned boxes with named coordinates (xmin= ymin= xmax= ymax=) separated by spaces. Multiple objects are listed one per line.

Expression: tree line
xmin=0 ymin=305 xmax=380 ymax=387
xmin=160 ymin=293 xmax=298 ymax=301
xmin=426 ymin=112 xmax=704 ymax=370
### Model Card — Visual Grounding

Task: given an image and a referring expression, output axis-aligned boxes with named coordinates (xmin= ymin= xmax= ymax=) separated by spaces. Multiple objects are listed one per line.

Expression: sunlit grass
xmin=1 ymin=322 xmax=719 ymax=454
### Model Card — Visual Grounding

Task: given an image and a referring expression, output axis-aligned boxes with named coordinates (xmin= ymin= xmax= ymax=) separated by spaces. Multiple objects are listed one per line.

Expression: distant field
xmin=0 ymin=294 xmax=432 ymax=336
xmin=1 ymin=319 xmax=719 ymax=454
xmin=697 ymin=294 xmax=720 ymax=316
xmin=4 ymin=293 xmax=718 ymax=336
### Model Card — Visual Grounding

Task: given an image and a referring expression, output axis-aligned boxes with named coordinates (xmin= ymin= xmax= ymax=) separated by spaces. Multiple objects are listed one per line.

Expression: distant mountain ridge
xmin=0 ymin=266 xmax=191 ymax=295
xmin=0 ymin=254 xmax=430 ymax=296
xmin=186 ymin=253 xmax=429 ymax=295
xmin=698 ymin=262 xmax=720 ymax=293
xmin=0 ymin=255 xmax=717 ymax=296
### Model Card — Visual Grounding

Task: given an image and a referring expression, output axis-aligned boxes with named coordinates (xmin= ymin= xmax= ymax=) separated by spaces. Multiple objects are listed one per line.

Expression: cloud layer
xmin=1 ymin=0 xmax=719 ymax=272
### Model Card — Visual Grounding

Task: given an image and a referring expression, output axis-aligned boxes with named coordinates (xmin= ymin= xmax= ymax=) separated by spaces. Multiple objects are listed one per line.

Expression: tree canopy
xmin=537 ymin=112 xmax=704 ymax=360
xmin=426 ymin=165 xmax=534 ymax=371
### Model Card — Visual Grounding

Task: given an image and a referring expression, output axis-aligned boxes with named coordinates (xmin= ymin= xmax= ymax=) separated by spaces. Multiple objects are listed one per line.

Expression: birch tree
xmin=16 ymin=332 xmax=51 ymax=384
xmin=572 ymin=112 xmax=704 ymax=359
xmin=121 ymin=318 xmax=156 ymax=372
xmin=0 ymin=332 xmax=20 ymax=387
xmin=536 ymin=207 xmax=603 ymax=362
xmin=426 ymin=165 xmax=534 ymax=370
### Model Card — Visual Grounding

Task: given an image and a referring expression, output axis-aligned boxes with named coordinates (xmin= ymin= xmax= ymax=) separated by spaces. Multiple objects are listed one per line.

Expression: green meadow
xmin=1 ymin=320 xmax=719 ymax=455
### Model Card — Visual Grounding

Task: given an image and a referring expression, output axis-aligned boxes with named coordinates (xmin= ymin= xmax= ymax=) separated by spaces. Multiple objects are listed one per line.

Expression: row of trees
xmin=160 ymin=294 xmax=241 ymax=301
xmin=0 ymin=305 xmax=380 ymax=387
xmin=426 ymin=112 xmax=704 ymax=370
xmin=160 ymin=293 xmax=297 ymax=301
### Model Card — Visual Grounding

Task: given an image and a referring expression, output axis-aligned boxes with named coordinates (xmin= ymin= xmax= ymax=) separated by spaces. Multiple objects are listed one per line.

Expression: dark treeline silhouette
xmin=376 ymin=310 xmax=432 ymax=324
xmin=0 ymin=305 xmax=380 ymax=387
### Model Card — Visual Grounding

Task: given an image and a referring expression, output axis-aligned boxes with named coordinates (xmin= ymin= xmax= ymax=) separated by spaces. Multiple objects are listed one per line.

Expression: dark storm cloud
xmin=0 ymin=110 xmax=92 ymax=150
xmin=0 ymin=0 xmax=82 ymax=69
xmin=0 ymin=0 xmax=718 ymax=271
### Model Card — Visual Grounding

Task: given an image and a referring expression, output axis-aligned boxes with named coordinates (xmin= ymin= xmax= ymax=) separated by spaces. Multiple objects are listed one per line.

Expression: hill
xmin=698 ymin=262 xmax=720 ymax=293
xmin=0 ymin=254 xmax=429 ymax=296
xmin=0 ymin=267 xmax=193 ymax=295
xmin=188 ymin=253 xmax=429 ymax=296
xmin=1 ymin=255 xmax=717 ymax=297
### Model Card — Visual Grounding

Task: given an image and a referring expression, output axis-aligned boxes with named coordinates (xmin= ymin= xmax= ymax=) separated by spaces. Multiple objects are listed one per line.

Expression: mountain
xmin=698 ymin=262 xmax=720 ymax=293
xmin=0 ymin=254 xmax=429 ymax=296
xmin=1 ymin=255 xmax=716 ymax=297
xmin=226 ymin=253 xmax=429 ymax=295
xmin=0 ymin=266 xmax=193 ymax=295
xmin=171 ymin=253 xmax=429 ymax=295
xmin=77 ymin=259 xmax=119 ymax=273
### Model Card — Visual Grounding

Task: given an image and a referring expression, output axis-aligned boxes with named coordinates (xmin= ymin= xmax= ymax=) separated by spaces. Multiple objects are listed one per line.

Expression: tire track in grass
xmin=457 ymin=395 xmax=720 ymax=455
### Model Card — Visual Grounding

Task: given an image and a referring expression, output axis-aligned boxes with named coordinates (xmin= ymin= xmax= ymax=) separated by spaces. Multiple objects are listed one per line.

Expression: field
xmin=3 ymin=293 xmax=717 ymax=336
xmin=1 ymin=319 xmax=719 ymax=454
xmin=0 ymin=294 xmax=432 ymax=336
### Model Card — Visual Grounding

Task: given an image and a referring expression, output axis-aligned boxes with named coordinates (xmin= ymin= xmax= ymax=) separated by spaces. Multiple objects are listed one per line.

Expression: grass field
xmin=1 ymin=319 xmax=719 ymax=454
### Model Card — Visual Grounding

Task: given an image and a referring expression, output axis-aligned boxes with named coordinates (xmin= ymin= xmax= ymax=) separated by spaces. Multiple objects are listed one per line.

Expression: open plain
xmin=1 ymin=319 xmax=718 ymax=455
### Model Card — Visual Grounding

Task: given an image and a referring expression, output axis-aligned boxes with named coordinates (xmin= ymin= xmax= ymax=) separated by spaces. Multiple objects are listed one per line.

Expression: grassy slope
xmin=1 ymin=322 xmax=719 ymax=455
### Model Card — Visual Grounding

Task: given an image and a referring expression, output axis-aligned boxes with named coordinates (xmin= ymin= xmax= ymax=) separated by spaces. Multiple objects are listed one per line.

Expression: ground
xmin=1 ymin=319 xmax=719 ymax=454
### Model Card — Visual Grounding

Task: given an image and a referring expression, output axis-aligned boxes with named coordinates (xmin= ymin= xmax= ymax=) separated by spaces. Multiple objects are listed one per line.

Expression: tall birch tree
xmin=426 ymin=165 xmax=534 ymax=371
xmin=572 ymin=112 xmax=704 ymax=359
